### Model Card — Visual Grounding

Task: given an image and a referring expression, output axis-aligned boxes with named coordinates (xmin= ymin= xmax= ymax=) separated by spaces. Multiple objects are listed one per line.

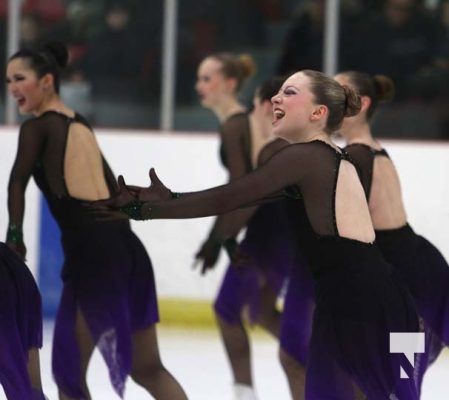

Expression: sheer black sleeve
xmin=212 ymin=138 xmax=292 ymax=238
xmin=220 ymin=114 xmax=252 ymax=180
xmin=344 ymin=144 xmax=375 ymax=199
xmin=257 ymin=138 xmax=290 ymax=166
xmin=7 ymin=120 xmax=46 ymax=228
xmin=145 ymin=143 xmax=308 ymax=220
xmin=204 ymin=114 xmax=253 ymax=241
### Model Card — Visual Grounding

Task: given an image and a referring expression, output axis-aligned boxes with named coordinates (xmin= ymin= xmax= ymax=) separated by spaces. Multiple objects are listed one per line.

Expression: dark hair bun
xmin=342 ymin=85 xmax=362 ymax=117
xmin=41 ymin=41 xmax=69 ymax=69
xmin=373 ymin=74 xmax=395 ymax=102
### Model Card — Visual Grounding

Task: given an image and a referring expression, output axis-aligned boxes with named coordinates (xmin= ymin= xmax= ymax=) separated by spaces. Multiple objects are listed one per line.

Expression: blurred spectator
xmin=131 ymin=0 xmax=163 ymax=103
xmin=274 ymin=0 xmax=364 ymax=76
xmin=135 ymin=0 xmax=220 ymax=104
xmin=22 ymin=0 xmax=65 ymax=24
xmin=0 ymin=0 xmax=65 ymax=23
xmin=46 ymin=1 xmax=97 ymax=68
xmin=275 ymin=0 xmax=325 ymax=75
xmin=433 ymin=0 xmax=449 ymax=71
xmin=19 ymin=13 xmax=44 ymax=48
xmin=257 ymin=0 xmax=284 ymax=21
xmin=427 ymin=0 xmax=449 ymax=137
xmin=351 ymin=0 xmax=441 ymax=100
xmin=73 ymin=1 xmax=146 ymax=101
xmin=213 ymin=0 xmax=266 ymax=48
xmin=176 ymin=0 xmax=219 ymax=103
xmin=406 ymin=0 xmax=449 ymax=99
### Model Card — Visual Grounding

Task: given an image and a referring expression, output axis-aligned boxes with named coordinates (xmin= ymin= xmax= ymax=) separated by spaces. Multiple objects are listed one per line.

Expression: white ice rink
xmin=1 ymin=321 xmax=448 ymax=399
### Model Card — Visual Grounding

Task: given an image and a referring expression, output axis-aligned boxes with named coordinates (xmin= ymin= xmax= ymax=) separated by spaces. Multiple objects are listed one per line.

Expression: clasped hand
xmin=89 ymin=168 xmax=170 ymax=215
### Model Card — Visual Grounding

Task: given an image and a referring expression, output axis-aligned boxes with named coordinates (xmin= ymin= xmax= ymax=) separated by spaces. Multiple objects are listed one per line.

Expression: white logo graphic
xmin=390 ymin=332 xmax=425 ymax=378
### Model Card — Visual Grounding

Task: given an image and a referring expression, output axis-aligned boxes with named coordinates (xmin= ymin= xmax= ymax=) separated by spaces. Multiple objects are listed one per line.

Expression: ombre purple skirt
xmin=305 ymin=238 xmax=421 ymax=400
xmin=214 ymin=201 xmax=316 ymax=365
xmin=53 ymin=221 xmax=159 ymax=399
xmin=280 ymin=252 xmax=315 ymax=365
xmin=0 ymin=242 xmax=43 ymax=400
xmin=376 ymin=224 xmax=447 ymax=387
xmin=214 ymin=202 xmax=294 ymax=325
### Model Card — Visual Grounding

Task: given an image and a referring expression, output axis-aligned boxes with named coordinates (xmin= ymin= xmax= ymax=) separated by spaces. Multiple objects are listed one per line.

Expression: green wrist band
xmin=170 ymin=190 xmax=182 ymax=199
xmin=6 ymin=223 xmax=23 ymax=244
xmin=119 ymin=200 xmax=153 ymax=220
xmin=119 ymin=200 xmax=146 ymax=220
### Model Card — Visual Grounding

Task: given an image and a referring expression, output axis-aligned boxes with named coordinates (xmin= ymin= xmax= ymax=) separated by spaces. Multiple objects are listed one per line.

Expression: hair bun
xmin=41 ymin=41 xmax=69 ymax=69
xmin=238 ymin=54 xmax=257 ymax=79
xmin=342 ymin=85 xmax=361 ymax=117
xmin=373 ymin=75 xmax=395 ymax=102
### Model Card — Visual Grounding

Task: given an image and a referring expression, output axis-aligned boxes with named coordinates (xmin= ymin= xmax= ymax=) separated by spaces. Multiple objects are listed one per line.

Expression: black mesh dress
xmin=7 ymin=111 xmax=158 ymax=398
xmin=346 ymin=143 xmax=448 ymax=391
xmin=149 ymin=140 xmax=420 ymax=399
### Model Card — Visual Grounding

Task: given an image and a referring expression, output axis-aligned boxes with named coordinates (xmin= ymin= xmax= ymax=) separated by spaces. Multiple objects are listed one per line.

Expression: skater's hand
xmin=129 ymin=168 xmax=173 ymax=202
xmin=86 ymin=175 xmax=140 ymax=220
xmin=90 ymin=175 xmax=135 ymax=211
xmin=193 ymin=237 xmax=222 ymax=275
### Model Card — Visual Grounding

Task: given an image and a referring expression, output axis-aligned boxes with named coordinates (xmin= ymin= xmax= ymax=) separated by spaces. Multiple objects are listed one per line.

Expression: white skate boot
xmin=234 ymin=383 xmax=259 ymax=400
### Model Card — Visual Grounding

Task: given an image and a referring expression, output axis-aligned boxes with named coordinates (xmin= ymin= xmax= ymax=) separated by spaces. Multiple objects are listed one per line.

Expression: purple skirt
xmin=53 ymin=221 xmax=159 ymax=399
xmin=376 ymin=224 xmax=449 ymax=344
xmin=0 ymin=242 xmax=43 ymax=400
xmin=376 ymin=223 xmax=447 ymax=390
xmin=214 ymin=202 xmax=295 ymax=325
xmin=280 ymin=252 xmax=315 ymax=365
xmin=305 ymin=238 xmax=420 ymax=400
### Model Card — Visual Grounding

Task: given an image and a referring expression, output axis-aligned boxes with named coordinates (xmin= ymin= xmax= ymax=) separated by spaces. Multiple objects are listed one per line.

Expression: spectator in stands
xmin=351 ymin=0 xmax=442 ymax=100
xmin=21 ymin=0 xmax=66 ymax=24
xmin=73 ymin=1 xmax=146 ymax=101
xmin=46 ymin=0 xmax=96 ymax=68
xmin=275 ymin=0 xmax=325 ymax=75
xmin=275 ymin=0 xmax=365 ymax=76
xmin=20 ymin=13 xmax=44 ymax=49
xmin=428 ymin=0 xmax=449 ymax=137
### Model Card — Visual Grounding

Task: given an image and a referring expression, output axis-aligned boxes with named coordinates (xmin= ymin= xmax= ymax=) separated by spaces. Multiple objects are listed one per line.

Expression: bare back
xmin=65 ymin=122 xmax=110 ymax=200
xmin=336 ymin=159 xmax=375 ymax=242
xmin=369 ymin=155 xmax=407 ymax=229
xmin=344 ymin=144 xmax=407 ymax=229
xmin=8 ymin=110 xmax=121 ymax=230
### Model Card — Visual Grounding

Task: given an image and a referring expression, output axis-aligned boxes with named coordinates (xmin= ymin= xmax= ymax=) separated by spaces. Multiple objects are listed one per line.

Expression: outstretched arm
xmin=201 ymin=138 xmax=291 ymax=240
xmin=93 ymin=144 xmax=304 ymax=219
xmin=136 ymin=144 xmax=303 ymax=220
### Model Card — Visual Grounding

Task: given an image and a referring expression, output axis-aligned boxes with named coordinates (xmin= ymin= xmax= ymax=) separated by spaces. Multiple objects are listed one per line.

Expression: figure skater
xmin=335 ymin=70 xmax=448 ymax=394
xmin=95 ymin=69 xmax=422 ymax=400
xmin=5 ymin=41 xmax=187 ymax=400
